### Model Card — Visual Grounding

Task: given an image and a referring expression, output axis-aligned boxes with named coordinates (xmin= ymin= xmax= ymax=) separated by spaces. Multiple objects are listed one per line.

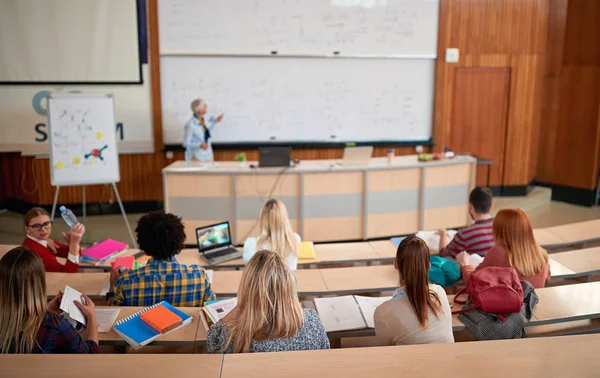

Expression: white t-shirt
xmin=374 ymin=284 xmax=454 ymax=346
xmin=243 ymin=233 xmax=301 ymax=271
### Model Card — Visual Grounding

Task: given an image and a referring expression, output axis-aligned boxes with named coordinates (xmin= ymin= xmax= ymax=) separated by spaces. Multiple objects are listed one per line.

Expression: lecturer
xmin=182 ymin=98 xmax=224 ymax=162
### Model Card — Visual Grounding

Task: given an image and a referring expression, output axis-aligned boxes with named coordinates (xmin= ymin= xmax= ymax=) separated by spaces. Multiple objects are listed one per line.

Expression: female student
xmin=0 ymin=247 xmax=99 ymax=353
xmin=21 ymin=207 xmax=85 ymax=273
xmin=243 ymin=199 xmax=301 ymax=271
xmin=374 ymin=236 xmax=454 ymax=346
xmin=207 ymin=250 xmax=330 ymax=353
xmin=456 ymin=208 xmax=550 ymax=288
xmin=182 ymin=98 xmax=224 ymax=162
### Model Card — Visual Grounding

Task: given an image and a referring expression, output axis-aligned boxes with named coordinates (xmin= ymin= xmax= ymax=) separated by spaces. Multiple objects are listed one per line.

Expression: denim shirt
xmin=182 ymin=115 xmax=217 ymax=161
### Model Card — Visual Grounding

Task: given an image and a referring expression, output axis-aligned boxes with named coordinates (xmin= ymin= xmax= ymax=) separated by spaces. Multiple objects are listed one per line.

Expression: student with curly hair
xmin=106 ymin=211 xmax=215 ymax=307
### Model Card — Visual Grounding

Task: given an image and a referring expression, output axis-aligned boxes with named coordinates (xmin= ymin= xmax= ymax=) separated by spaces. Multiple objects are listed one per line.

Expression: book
xmin=95 ymin=308 xmax=121 ymax=333
xmin=298 ymin=241 xmax=316 ymax=260
xmin=59 ymin=285 xmax=87 ymax=326
xmin=113 ymin=301 xmax=192 ymax=350
xmin=110 ymin=256 xmax=135 ymax=270
xmin=81 ymin=239 xmax=128 ymax=264
xmin=314 ymin=295 xmax=391 ymax=332
xmin=199 ymin=298 xmax=237 ymax=331
xmin=415 ymin=230 xmax=458 ymax=252
xmin=140 ymin=304 xmax=183 ymax=333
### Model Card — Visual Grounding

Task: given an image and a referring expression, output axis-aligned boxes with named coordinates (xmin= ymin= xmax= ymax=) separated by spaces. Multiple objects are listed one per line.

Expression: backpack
xmin=429 ymin=256 xmax=461 ymax=287
xmin=453 ymin=266 xmax=524 ymax=320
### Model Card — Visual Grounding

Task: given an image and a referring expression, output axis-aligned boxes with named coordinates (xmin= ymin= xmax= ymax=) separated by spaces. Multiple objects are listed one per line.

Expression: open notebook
xmin=415 ymin=230 xmax=458 ymax=251
xmin=113 ymin=301 xmax=192 ymax=350
xmin=314 ymin=296 xmax=391 ymax=332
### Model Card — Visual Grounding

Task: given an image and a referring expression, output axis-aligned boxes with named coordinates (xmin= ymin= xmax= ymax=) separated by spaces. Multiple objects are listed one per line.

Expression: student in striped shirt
xmin=437 ymin=187 xmax=494 ymax=258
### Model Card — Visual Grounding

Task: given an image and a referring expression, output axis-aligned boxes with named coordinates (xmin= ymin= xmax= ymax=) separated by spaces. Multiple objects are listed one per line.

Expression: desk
xmin=551 ymin=247 xmax=600 ymax=278
xmin=319 ymin=265 xmax=398 ymax=295
xmin=46 ymin=273 xmax=109 ymax=299
xmin=545 ymin=219 xmax=600 ymax=246
xmin=0 ymin=355 xmax=223 ymax=378
xmin=532 ymin=281 xmax=600 ymax=324
xmin=211 ymin=268 xmax=328 ymax=296
xmin=533 ymin=228 xmax=569 ymax=248
xmin=219 ymin=334 xmax=600 ymax=378
xmin=98 ymin=306 xmax=200 ymax=347
xmin=163 ymin=156 xmax=476 ymax=244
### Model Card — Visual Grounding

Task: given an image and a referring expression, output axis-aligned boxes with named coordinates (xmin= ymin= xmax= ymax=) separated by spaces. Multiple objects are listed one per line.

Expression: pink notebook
xmin=111 ymin=255 xmax=135 ymax=270
xmin=82 ymin=239 xmax=128 ymax=261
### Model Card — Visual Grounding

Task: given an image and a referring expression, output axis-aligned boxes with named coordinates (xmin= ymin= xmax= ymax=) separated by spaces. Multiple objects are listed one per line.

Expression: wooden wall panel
xmin=563 ymin=0 xmax=600 ymax=66
xmin=545 ymin=0 xmax=569 ymax=76
xmin=449 ymin=68 xmax=510 ymax=187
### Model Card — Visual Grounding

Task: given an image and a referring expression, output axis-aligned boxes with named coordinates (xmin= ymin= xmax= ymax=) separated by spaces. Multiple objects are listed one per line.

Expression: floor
xmin=1 ymin=186 xmax=600 ymax=246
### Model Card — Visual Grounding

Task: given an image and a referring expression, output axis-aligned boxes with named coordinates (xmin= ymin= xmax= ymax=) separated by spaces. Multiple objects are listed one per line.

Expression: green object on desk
xmin=345 ymin=142 xmax=356 ymax=147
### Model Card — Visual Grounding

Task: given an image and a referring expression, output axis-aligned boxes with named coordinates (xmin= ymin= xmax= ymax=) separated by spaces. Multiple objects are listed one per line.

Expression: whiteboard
xmin=161 ymin=56 xmax=435 ymax=144
xmin=48 ymin=94 xmax=120 ymax=186
xmin=159 ymin=0 xmax=439 ymax=56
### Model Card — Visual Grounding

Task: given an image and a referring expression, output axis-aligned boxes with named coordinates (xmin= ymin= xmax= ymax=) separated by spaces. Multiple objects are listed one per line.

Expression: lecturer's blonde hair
xmin=256 ymin=199 xmax=298 ymax=260
xmin=223 ymin=250 xmax=303 ymax=353
xmin=0 ymin=247 xmax=47 ymax=353
xmin=493 ymin=209 xmax=548 ymax=277
xmin=190 ymin=98 xmax=205 ymax=113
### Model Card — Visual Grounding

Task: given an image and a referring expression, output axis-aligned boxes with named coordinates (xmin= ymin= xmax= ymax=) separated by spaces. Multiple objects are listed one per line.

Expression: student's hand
xmin=48 ymin=290 xmax=63 ymax=314
xmin=74 ymin=294 xmax=96 ymax=321
xmin=215 ymin=113 xmax=224 ymax=123
xmin=110 ymin=267 xmax=126 ymax=290
xmin=456 ymin=251 xmax=470 ymax=267
xmin=435 ymin=229 xmax=447 ymax=237
xmin=200 ymin=143 xmax=209 ymax=150
xmin=63 ymin=224 xmax=85 ymax=246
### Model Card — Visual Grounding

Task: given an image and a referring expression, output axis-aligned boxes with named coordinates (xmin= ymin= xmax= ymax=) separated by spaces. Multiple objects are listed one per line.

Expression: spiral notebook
xmin=314 ymin=295 xmax=391 ymax=332
xmin=113 ymin=301 xmax=192 ymax=350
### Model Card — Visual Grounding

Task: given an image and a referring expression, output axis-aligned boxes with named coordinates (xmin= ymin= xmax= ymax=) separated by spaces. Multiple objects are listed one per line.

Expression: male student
xmin=106 ymin=211 xmax=215 ymax=307
xmin=437 ymin=187 xmax=494 ymax=258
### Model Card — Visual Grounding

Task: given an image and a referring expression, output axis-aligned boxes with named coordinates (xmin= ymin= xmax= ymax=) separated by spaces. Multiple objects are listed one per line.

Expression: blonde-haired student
xmin=0 ymin=247 xmax=98 ymax=353
xmin=374 ymin=236 xmax=454 ymax=346
xmin=456 ymin=208 xmax=550 ymax=288
xmin=207 ymin=250 xmax=330 ymax=353
xmin=243 ymin=199 xmax=301 ymax=271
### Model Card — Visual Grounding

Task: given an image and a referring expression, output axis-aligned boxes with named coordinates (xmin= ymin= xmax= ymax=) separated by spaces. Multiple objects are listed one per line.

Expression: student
xmin=0 ymin=247 xmax=98 ymax=353
xmin=107 ymin=211 xmax=215 ymax=307
xmin=456 ymin=208 xmax=550 ymax=288
xmin=243 ymin=199 xmax=301 ymax=271
xmin=207 ymin=250 xmax=330 ymax=353
xmin=21 ymin=207 xmax=85 ymax=273
xmin=374 ymin=236 xmax=454 ymax=346
xmin=182 ymin=98 xmax=224 ymax=162
xmin=437 ymin=187 xmax=494 ymax=258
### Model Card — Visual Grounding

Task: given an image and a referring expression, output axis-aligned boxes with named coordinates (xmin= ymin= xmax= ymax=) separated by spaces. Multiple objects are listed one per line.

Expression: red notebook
xmin=111 ymin=256 xmax=135 ymax=270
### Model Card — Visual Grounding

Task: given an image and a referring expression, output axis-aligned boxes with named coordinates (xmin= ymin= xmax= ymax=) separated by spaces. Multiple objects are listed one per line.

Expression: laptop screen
xmin=196 ymin=222 xmax=231 ymax=253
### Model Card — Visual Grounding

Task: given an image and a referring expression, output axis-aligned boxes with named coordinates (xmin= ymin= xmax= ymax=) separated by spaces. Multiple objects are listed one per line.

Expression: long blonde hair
xmin=24 ymin=207 xmax=57 ymax=254
xmin=493 ymin=209 xmax=548 ymax=277
xmin=0 ymin=247 xmax=48 ymax=353
xmin=223 ymin=250 xmax=303 ymax=353
xmin=256 ymin=199 xmax=298 ymax=259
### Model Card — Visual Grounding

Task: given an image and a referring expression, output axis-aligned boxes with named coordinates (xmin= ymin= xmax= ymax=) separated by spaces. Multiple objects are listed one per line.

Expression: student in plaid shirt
xmin=107 ymin=211 xmax=216 ymax=307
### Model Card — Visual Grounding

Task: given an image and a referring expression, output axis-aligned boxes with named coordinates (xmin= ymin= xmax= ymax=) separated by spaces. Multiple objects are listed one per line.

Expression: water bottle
xmin=60 ymin=206 xmax=79 ymax=227
xmin=185 ymin=146 xmax=192 ymax=167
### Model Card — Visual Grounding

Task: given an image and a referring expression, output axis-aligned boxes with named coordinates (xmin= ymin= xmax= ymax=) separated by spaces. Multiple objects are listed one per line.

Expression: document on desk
xmin=354 ymin=296 xmax=392 ymax=328
xmin=416 ymin=230 xmax=458 ymax=251
xmin=96 ymin=308 xmax=121 ymax=333
xmin=59 ymin=285 xmax=87 ymax=326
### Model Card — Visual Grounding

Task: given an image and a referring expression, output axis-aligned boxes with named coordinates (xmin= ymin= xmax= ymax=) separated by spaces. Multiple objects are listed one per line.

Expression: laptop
xmin=337 ymin=146 xmax=373 ymax=166
xmin=196 ymin=221 xmax=242 ymax=265
xmin=259 ymin=146 xmax=291 ymax=167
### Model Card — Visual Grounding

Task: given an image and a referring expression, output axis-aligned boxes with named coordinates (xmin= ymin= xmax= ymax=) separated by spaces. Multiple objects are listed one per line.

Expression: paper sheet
xmin=313 ymin=296 xmax=367 ymax=332
xmin=468 ymin=254 xmax=484 ymax=268
xmin=96 ymin=308 xmax=121 ymax=333
xmin=205 ymin=298 xmax=237 ymax=323
xmin=59 ymin=285 xmax=87 ymax=326
xmin=353 ymin=296 xmax=392 ymax=328
xmin=416 ymin=230 xmax=458 ymax=251
xmin=206 ymin=269 xmax=214 ymax=283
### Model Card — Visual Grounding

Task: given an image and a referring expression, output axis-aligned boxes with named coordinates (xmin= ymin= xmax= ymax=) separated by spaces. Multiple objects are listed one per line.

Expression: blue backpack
xmin=429 ymin=256 xmax=461 ymax=287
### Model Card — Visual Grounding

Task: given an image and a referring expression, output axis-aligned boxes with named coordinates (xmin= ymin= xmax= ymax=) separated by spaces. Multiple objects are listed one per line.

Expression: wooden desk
xmin=0 ymin=354 xmax=223 ymax=378
xmin=548 ymin=257 xmax=577 ymax=278
xmin=320 ymin=265 xmax=398 ymax=294
xmin=551 ymin=247 xmax=600 ymax=277
xmin=532 ymin=281 xmax=600 ymax=324
xmin=533 ymin=228 xmax=569 ymax=248
xmin=163 ymin=156 xmax=476 ymax=244
xmin=220 ymin=334 xmax=600 ymax=378
xmin=545 ymin=219 xmax=600 ymax=246
xmin=46 ymin=273 xmax=109 ymax=299
xmin=211 ymin=268 xmax=328 ymax=296
xmin=369 ymin=240 xmax=397 ymax=259
xmin=0 ymin=244 xmax=17 ymax=257
xmin=98 ymin=306 xmax=200 ymax=347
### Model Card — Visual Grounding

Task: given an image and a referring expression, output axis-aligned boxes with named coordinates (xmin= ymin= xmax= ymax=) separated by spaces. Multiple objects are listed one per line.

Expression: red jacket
xmin=22 ymin=237 xmax=79 ymax=273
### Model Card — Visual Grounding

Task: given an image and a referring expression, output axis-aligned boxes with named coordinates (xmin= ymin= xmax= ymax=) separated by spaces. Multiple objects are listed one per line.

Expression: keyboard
xmin=203 ymin=246 xmax=242 ymax=265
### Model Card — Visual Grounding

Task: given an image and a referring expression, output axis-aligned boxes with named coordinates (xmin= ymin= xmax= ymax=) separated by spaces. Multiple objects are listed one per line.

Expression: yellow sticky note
xmin=55 ymin=162 xmax=65 ymax=169
xmin=72 ymin=157 xmax=81 ymax=165
xmin=96 ymin=132 xmax=104 ymax=139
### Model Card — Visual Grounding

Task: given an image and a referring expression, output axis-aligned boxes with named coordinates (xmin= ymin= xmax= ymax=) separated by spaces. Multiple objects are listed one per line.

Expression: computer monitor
xmin=196 ymin=222 xmax=232 ymax=253
xmin=259 ymin=146 xmax=291 ymax=167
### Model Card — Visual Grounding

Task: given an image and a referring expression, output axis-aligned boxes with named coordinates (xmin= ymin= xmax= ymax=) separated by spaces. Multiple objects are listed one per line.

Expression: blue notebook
xmin=113 ymin=301 xmax=192 ymax=350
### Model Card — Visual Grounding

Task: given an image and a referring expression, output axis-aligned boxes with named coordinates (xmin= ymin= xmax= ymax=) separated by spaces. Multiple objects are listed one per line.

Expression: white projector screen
xmin=0 ymin=0 xmax=141 ymax=83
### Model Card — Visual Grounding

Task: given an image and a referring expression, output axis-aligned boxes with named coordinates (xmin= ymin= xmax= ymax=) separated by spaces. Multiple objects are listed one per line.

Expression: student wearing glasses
xmin=21 ymin=207 xmax=85 ymax=273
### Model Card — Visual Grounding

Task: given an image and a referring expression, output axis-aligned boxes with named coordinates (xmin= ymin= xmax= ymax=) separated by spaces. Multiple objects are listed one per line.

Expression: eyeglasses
xmin=28 ymin=221 xmax=53 ymax=231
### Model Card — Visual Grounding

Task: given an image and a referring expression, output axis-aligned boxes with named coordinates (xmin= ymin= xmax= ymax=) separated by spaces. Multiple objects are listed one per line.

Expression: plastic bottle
xmin=185 ymin=146 xmax=192 ymax=167
xmin=60 ymin=206 xmax=79 ymax=227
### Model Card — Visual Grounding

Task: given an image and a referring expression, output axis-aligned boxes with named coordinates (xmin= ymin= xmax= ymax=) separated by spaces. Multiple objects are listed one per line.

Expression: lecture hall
xmin=1 ymin=0 xmax=600 ymax=377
